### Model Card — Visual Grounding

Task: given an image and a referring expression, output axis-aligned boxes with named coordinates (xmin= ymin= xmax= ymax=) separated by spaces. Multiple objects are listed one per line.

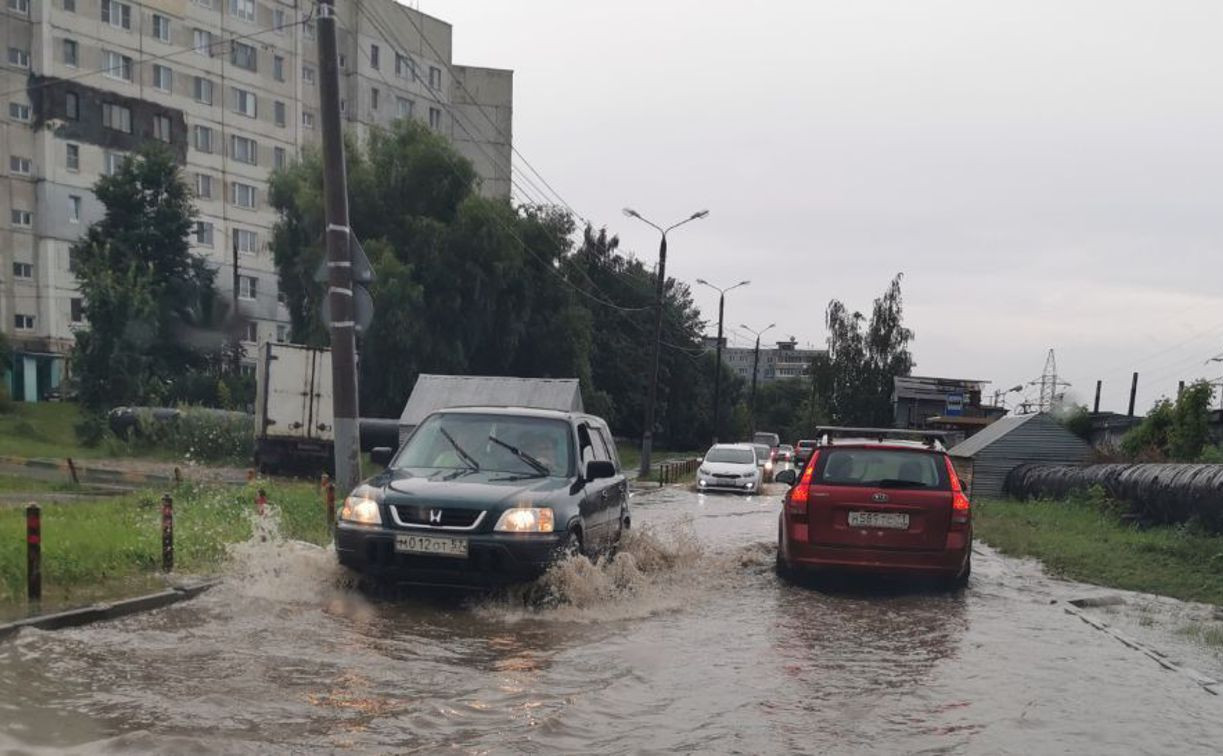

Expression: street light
xmin=695 ymin=278 xmax=750 ymax=443
xmin=740 ymin=322 xmax=776 ymax=434
xmin=623 ymin=206 xmax=710 ymax=478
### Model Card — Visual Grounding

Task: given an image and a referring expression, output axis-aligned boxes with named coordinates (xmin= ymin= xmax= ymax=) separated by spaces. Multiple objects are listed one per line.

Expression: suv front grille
xmin=392 ymin=505 xmax=484 ymax=529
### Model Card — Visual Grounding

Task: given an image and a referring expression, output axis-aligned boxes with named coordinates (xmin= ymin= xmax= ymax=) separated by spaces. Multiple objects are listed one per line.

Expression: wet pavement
xmin=2 ymin=485 xmax=1222 ymax=754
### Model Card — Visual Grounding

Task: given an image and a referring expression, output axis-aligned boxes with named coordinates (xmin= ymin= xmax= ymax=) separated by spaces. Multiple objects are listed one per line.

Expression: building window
xmin=274 ymin=100 xmax=286 ymax=127
xmin=273 ymin=8 xmax=286 ymax=32
xmin=276 ymin=324 xmax=288 ymax=343
xmin=103 ymin=50 xmax=134 ymax=82
xmin=429 ymin=66 xmax=442 ymax=89
xmin=63 ymin=39 xmax=79 ymax=67
xmin=230 ymin=135 xmax=257 ymax=165
xmin=195 ymin=173 xmax=213 ymax=199
xmin=193 ymin=76 xmax=213 ymax=105
xmin=101 ymin=0 xmax=131 ymax=30
xmin=153 ymin=114 xmax=172 ymax=142
xmin=68 ymin=249 xmax=78 ymax=273
xmin=370 ymin=44 xmax=380 ymax=70
xmin=192 ymin=0 xmax=213 ymax=8
xmin=238 ymin=275 xmax=258 ymax=300
xmin=8 ymin=0 xmax=30 ymax=13
xmin=232 ymin=87 xmax=257 ymax=117
xmin=273 ymin=146 xmax=286 ymax=169
xmin=193 ymin=125 xmax=214 ymax=153
xmin=244 ymin=321 xmax=258 ymax=342
xmin=395 ymin=53 xmax=413 ymax=80
xmin=429 ymin=107 xmax=441 ymax=130
xmin=194 ymin=29 xmax=213 ymax=55
xmin=152 ymin=14 xmax=171 ymax=42
xmin=230 ymin=41 xmax=257 ymax=71
xmin=65 ymin=91 xmax=78 ymax=119
xmin=397 ymin=97 xmax=413 ymax=118
xmin=7 ymin=48 xmax=30 ymax=68
xmin=371 ymin=88 xmax=379 ymax=111
xmin=70 ymin=298 xmax=84 ymax=323
xmin=66 ymin=143 xmax=80 ymax=171
xmin=231 ymin=182 xmax=257 ymax=209
xmin=195 ymin=221 xmax=214 ymax=246
xmin=273 ymin=55 xmax=285 ymax=82
xmin=13 ymin=262 xmax=33 ymax=279
xmin=229 ymin=0 xmax=254 ymax=23
xmin=153 ymin=64 xmax=173 ymax=92
xmin=9 ymin=156 xmax=31 ymax=175
xmin=103 ymin=151 xmax=124 ymax=175
xmin=14 ymin=314 xmax=34 ymax=331
xmin=9 ymin=102 xmax=30 ymax=120
xmin=304 ymin=20 xmax=315 ymax=39
xmin=302 ymin=65 xmax=315 ymax=84
xmin=101 ymin=102 xmax=132 ymax=132
xmin=63 ymin=0 xmax=74 ymax=11
xmin=10 ymin=209 xmax=32 ymax=227
xmin=302 ymin=111 xmax=315 ymax=129
xmin=340 ymin=98 xmax=346 ymax=114
xmin=69 ymin=195 xmax=81 ymax=223
xmin=233 ymin=228 xmax=257 ymax=253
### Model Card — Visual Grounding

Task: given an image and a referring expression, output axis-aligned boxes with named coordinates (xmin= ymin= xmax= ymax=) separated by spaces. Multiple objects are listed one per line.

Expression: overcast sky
xmin=428 ymin=0 xmax=1223 ymax=414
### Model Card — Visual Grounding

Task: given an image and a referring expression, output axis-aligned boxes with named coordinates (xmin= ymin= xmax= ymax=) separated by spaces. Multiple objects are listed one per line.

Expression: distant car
xmin=775 ymin=444 xmax=794 ymax=462
xmin=794 ymin=439 xmax=818 ymax=468
xmin=751 ymin=443 xmax=775 ymax=482
xmin=697 ymin=444 xmax=763 ymax=494
xmin=775 ymin=429 xmax=971 ymax=588
xmin=335 ymin=407 xmax=629 ymax=588
xmin=753 ymin=431 xmax=781 ymax=449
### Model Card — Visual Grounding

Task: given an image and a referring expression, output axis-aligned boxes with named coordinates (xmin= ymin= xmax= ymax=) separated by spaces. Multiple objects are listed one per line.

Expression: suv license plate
xmin=848 ymin=511 xmax=909 ymax=530
xmin=395 ymin=534 xmax=469 ymax=558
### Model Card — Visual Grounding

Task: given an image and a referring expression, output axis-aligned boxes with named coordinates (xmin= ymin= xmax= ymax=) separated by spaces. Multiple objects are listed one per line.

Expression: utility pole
xmin=741 ymin=322 xmax=775 ymax=434
xmin=623 ymin=208 xmax=709 ymax=478
xmin=231 ymin=236 xmax=240 ymax=374
xmin=1128 ymin=372 xmax=1139 ymax=417
xmin=1093 ymin=380 xmax=1102 ymax=414
xmin=696 ymin=279 xmax=749 ymax=444
xmin=318 ymin=0 xmax=361 ymax=492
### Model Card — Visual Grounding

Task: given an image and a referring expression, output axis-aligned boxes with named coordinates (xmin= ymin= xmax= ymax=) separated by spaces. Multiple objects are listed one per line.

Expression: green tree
xmin=71 ymin=145 xmax=215 ymax=413
xmin=1120 ymin=381 xmax=1212 ymax=461
xmin=1058 ymin=404 xmax=1093 ymax=441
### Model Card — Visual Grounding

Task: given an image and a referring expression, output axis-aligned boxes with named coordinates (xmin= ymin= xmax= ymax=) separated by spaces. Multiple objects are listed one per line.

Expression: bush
xmin=121 ymin=406 xmax=254 ymax=465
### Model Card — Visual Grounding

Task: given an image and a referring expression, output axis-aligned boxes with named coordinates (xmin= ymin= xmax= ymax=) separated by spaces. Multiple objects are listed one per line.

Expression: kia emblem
xmin=871 ymin=492 xmax=889 ymax=503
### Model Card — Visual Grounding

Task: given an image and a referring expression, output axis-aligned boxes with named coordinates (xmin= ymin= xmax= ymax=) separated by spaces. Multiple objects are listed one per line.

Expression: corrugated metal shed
xmin=948 ymin=413 xmax=1091 ymax=499
xmin=397 ymin=375 xmax=584 ymax=445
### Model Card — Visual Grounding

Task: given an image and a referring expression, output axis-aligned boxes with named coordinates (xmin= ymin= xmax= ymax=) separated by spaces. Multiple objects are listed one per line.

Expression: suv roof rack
xmin=813 ymin=426 xmax=948 ymax=451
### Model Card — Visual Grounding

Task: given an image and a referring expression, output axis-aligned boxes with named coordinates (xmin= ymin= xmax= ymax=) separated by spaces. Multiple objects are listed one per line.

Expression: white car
xmin=697 ymin=444 xmax=764 ymax=494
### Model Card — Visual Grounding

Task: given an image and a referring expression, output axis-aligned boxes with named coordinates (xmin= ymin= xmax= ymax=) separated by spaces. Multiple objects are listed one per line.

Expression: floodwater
xmin=2 ymin=486 xmax=1222 ymax=754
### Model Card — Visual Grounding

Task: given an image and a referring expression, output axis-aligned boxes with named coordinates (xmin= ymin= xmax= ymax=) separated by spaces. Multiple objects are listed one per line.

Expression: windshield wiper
xmin=487 ymin=435 xmax=550 ymax=476
xmin=439 ymin=427 xmax=480 ymax=471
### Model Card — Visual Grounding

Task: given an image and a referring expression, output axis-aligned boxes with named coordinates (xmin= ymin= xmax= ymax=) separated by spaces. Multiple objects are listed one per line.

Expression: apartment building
xmin=703 ymin=336 xmax=825 ymax=384
xmin=1 ymin=0 xmax=512 ymax=401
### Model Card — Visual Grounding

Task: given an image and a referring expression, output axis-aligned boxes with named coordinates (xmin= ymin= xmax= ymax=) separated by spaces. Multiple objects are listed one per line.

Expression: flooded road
xmin=2 ymin=486 xmax=1222 ymax=754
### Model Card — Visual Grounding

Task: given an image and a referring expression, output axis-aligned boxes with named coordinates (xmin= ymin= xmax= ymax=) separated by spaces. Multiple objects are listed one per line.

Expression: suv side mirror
xmin=370 ymin=446 xmax=394 ymax=467
xmin=775 ymin=468 xmax=797 ymax=486
xmin=585 ymin=460 xmax=616 ymax=480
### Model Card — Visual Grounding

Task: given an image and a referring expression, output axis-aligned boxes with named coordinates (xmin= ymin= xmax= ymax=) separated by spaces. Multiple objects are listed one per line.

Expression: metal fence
xmin=657 ymin=458 xmax=701 ymax=487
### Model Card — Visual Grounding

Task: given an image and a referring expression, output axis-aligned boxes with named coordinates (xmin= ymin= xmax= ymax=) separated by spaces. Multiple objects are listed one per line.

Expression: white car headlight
xmin=340 ymin=486 xmax=383 ymax=526
xmin=495 ymin=507 xmax=555 ymax=533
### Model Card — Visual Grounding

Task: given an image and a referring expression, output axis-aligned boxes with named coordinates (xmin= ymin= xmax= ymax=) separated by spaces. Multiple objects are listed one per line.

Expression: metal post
xmin=66 ymin=457 xmax=78 ymax=486
xmin=26 ymin=504 xmax=40 ymax=603
xmin=232 ymin=236 xmax=241 ymax=374
xmin=161 ymin=494 xmax=174 ymax=573
xmin=749 ymin=334 xmax=762 ymax=433
xmin=318 ymin=0 xmax=362 ymax=493
xmin=712 ymin=292 xmax=724 ymax=443
xmin=1093 ymin=380 xmax=1102 ymax=414
xmin=256 ymin=488 xmax=268 ymax=517
xmin=638 ymin=233 xmax=668 ymax=478
xmin=1178 ymin=380 xmax=1185 ymax=400
xmin=1128 ymin=372 xmax=1139 ymax=417
xmin=326 ymin=482 xmax=336 ymax=535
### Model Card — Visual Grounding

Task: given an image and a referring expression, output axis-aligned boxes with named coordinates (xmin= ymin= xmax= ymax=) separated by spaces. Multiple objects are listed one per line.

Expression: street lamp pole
xmin=741 ymin=322 xmax=775 ymax=435
xmin=624 ymin=207 xmax=710 ymax=478
xmin=696 ymin=279 xmax=749 ymax=444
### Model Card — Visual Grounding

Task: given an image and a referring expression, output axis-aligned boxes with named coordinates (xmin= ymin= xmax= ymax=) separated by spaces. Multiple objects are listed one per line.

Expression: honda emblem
xmin=429 ymin=509 xmax=443 ymax=524
xmin=871 ymin=492 xmax=889 ymax=503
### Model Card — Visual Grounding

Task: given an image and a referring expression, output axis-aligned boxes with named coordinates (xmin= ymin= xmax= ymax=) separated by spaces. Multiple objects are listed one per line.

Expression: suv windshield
xmin=818 ymin=448 xmax=948 ymax=489
xmin=394 ymin=413 xmax=574 ymax=477
xmin=706 ymin=447 xmax=756 ymax=465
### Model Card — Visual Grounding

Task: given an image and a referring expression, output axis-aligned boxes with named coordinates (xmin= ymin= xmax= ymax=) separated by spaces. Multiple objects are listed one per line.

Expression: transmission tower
xmin=1027 ymin=349 xmax=1072 ymax=413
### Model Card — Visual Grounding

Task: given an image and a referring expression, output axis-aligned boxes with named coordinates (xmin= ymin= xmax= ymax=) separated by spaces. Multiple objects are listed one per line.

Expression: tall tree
xmin=71 ymin=145 xmax=215 ymax=412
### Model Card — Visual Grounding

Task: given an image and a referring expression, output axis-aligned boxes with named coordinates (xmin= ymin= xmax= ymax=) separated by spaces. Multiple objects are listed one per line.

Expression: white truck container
xmin=254 ymin=342 xmax=335 ymax=473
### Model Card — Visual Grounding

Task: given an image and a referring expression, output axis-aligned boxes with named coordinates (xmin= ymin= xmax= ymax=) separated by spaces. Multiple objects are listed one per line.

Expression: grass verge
xmin=976 ymin=495 xmax=1223 ymax=606
xmin=0 ymin=480 xmax=332 ymax=613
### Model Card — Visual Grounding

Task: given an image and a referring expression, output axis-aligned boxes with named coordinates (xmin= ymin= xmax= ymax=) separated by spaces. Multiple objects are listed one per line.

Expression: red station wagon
xmin=775 ymin=427 xmax=971 ymax=588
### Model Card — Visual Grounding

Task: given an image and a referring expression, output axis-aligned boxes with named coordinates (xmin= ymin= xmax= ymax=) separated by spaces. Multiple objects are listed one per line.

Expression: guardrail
xmin=657 ymin=457 xmax=701 ymax=487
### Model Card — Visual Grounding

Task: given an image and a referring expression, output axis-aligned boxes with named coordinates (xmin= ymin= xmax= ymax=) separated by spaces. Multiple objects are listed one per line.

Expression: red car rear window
xmin=814 ymin=448 xmax=949 ymax=490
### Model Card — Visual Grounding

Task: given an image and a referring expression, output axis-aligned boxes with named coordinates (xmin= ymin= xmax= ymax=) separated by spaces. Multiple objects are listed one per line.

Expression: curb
xmin=0 ymin=579 xmax=221 ymax=641
xmin=0 ymin=455 xmax=247 ymax=490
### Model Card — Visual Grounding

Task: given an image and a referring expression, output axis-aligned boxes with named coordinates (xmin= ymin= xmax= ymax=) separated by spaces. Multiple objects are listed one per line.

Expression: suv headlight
xmin=340 ymin=486 xmax=383 ymax=526
xmin=495 ymin=507 xmax=555 ymax=533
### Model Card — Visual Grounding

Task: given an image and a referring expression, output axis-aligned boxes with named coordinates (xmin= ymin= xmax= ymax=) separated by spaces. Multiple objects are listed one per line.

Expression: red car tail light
xmin=786 ymin=452 xmax=820 ymax=520
xmin=945 ymin=456 xmax=971 ymax=526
